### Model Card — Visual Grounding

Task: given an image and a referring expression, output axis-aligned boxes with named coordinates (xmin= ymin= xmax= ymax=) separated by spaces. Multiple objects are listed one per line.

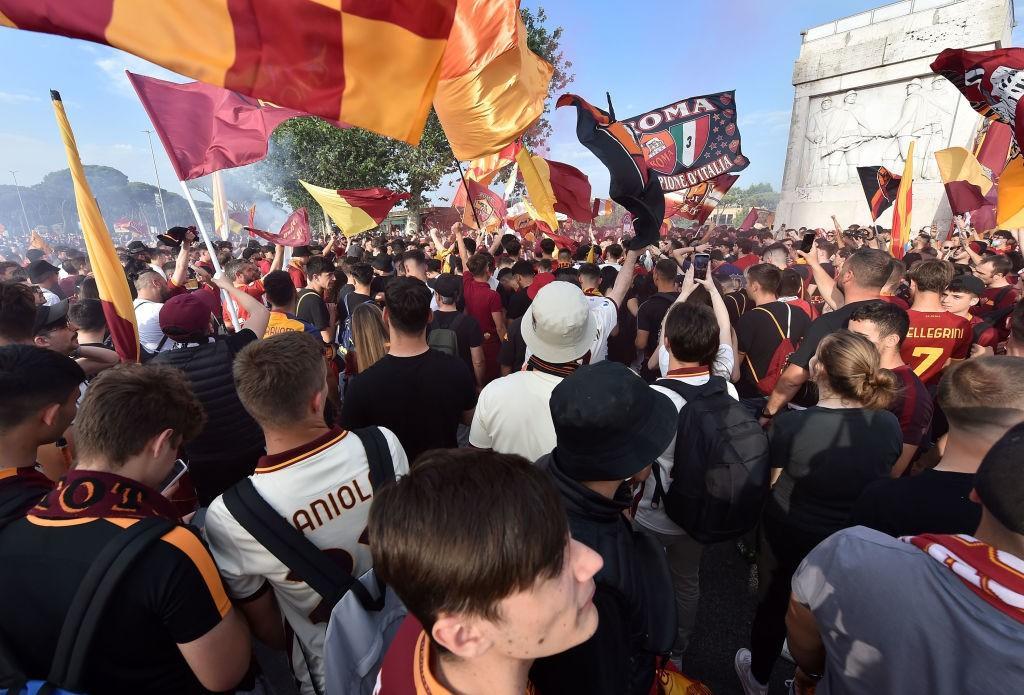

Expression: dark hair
xmin=0 ymin=281 xmax=38 ymax=343
xmin=553 ymin=267 xmax=580 ymax=286
xmin=845 ymin=248 xmax=895 ymax=291
xmin=599 ymin=265 xmax=618 ymax=294
xmin=510 ymin=260 xmax=535 ymax=278
xmin=664 ymin=303 xmax=718 ymax=365
xmin=979 ymin=254 xmax=1013 ymax=278
xmin=426 ymin=258 xmax=442 ymax=274
xmin=849 ymin=300 xmax=910 ymax=345
xmin=348 ymin=262 xmax=374 ymax=288
xmin=79 ymin=276 xmax=99 ymax=300
xmin=304 ymin=255 xmax=334 ymax=279
xmin=578 ymin=263 xmax=600 ymax=283
xmin=463 ymin=237 xmax=477 ymax=255
xmin=653 ymin=258 xmax=678 ymax=283
xmin=75 ymin=364 xmax=206 ymax=467
xmin=908 ymin=259 xmax=953 ymax=294
xmin=263 ymin=270 xmax=297 ymax=308
xmin=384 ymin=277 xmax=432 ymax=335
xmin=738 ymin=238 xmax=754 ymax=254
xmin=975 ymin=421 xmax=1024 ymax=534
xmin=778 ymin=269 xmax=803 ymax=297
xmin=0 ymin=345 xmax=85 ymax=432
xmin=938 ymin=356 xmax=1024 ymax=431
xmin=402 ymin=249 xmax=427 ymax=268
xmin=466 ymin=253 xmax=490 ymax=277
xmin=745 ymin=263 xmax=781 ymax=295
xmin=539 ymin=238 xmax=556 ymax=255
xmin=557 ymin=247 xmax=572 ymax=259
xmin=502 ymin=237 xmax=522 ymax=257
xmin=234 ymin=332 xmax=327 ymax=428
xmin=68 ymin=298 xmax=107 ymax=333
xmin=605 ymin=243 xmax=623 ymax=260
xmin=369 ymin=449 xmax=568 ymax=633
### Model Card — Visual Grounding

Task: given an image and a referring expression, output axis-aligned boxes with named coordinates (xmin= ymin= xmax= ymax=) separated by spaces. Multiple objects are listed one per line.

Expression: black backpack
xmin=650 ymin=376 xmax=770 ymax=543
xmin=427 ymin=313 xmax=465 ymax=358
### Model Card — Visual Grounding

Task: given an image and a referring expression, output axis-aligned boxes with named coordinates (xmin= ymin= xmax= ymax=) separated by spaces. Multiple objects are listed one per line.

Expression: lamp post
xmin=9 ymin=170 xmax=31 ymax=235
xmin=142 ymin=130 xmax=170 ymax=230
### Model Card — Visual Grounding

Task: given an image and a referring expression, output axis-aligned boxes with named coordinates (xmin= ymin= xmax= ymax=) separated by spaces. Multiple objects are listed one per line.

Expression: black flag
xmin=857 ymin=166 xmax=902 ymax=221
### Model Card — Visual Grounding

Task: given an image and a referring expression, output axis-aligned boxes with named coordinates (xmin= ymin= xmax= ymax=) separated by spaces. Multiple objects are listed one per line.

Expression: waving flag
xmin=453 ymin=178 xmax=507 ymax=230
xmin=891 ymin=141 xmax=915 ymax=260
xmin=975 ymin=121 xmax=1014 ymax=176
xmin=246 ymin=208 xmax=311 ymax=247
xmin=435 ymin=0 xmax=552 ymax=160
xmin=664 ymin=174 xmax=738 ymax=224
xmin=592 ymin=199 xmax=615 ymax=217
xmin=2 ymin=0 xmax=456 ymax=145
xmin=546 ymin=160 xmax=594 ymax=222
xmin=467 ymin=141 xmax=522 ymax=185
xmin=556 ymin=94 xmax=664 ymax=249
xmin=935 ymin=148 xmax=993 ymax=216
xmin=127 ymin=72 xmax=349 ymax=181
xmin=515 ymin=149 xmax=559 ymax=230
xmin=932 ymin=48 xmax=1024 ymax=145
xmin=857 ymin=166 xmax=902 ymax=221
xmin=51 ymin=91 xmax=138 ymax=362
xmin=300 ymin=181 xmax=409 ymax=238
xmin=28 ymin=230 xmax=52 ymax=255
xmin=211 ymin=171 xmax=243 ymax=240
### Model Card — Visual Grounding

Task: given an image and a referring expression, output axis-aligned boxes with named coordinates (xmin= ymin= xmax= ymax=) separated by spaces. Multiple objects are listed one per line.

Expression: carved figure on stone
xmin=884 ymin=78 xmax=950 ymax=179
xmin=823 ymin=91 xmax=871 ymax=185
xmin=802 ymin=97 xmax=834 ymax=187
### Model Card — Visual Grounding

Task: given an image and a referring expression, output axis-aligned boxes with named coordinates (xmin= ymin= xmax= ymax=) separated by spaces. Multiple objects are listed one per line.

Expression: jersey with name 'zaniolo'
xmin=899 ymin=310 xmax=971 ymax=386
xmin=204 ymin=427 xmax=409 ymax=695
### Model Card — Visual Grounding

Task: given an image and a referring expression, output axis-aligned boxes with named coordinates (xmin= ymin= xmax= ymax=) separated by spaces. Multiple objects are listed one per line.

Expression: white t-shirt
xmin=657 ymin=342 xmax=735 ymax=378
xmin=469 ymin=370 xmax=562 ymax=461
xmin=204 ymin=427 xmax=409 ymax=695
xmin=132 ymin=298 xmax=168 ymax=353
xmin=635 ymin=347 xmax=738 ymax=536
xmin=586 ymin=294 xmax=619 ymax=363
xmin=40 ymin=288 xmax=61 ymax=306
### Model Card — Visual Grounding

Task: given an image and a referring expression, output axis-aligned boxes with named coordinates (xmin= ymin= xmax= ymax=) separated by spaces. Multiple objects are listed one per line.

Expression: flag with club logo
xmin=51 ymin=90 xmax=138 ymax=362
xmin=664 ymin=174 xmax=738 ymax=224
xmin=2 ymin=1 xmax=457 ymax=145
xmin=857 ymin=166 xmax=903 ymax=221
xmin=623 ymin=90 xmax=749 ymax=192
xmin=931 ymin=48 xmax=1024 ymax=145
xmin=452 ymin=178 xmax=507 ymax=230
xmin=299 ymin=181 xmax=410 ymax=238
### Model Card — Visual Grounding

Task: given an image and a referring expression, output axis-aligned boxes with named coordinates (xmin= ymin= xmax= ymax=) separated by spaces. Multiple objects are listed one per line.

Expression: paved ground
xmin=255 ymin=540 xmax=796 ymax=695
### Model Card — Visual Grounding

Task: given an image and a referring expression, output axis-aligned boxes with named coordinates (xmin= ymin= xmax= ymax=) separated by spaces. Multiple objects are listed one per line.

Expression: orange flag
xmin=891 ymin=141 xmax=915 ymax=260
xmin=51 ymin=91 xmax=139 ymax=362
xmin=434 ymin=0 xmax=553 ymax=160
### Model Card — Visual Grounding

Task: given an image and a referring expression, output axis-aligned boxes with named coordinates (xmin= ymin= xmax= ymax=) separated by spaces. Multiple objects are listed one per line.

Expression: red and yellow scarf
xmin=33 ymin=469 xmax=181 ymax=521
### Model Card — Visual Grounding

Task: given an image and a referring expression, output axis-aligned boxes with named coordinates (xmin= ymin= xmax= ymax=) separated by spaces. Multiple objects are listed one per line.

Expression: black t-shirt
xmin=636 ymin=292 xmax=676 ymax=354
xmin=851 ymin=469 xmax=981 ymax=537
xmin=506 ymin=288 xmax=532 ymax=321
xmin=428 ymin=310 xmax=483 ymax=371
xmin=767 ymin=406 xmax=902 ymax=537
xmin=788 ymin=299 xmax=878 ymax=369
xmin=0 ymin=516 xmax=229 ymax=694
xmin=0 ymin=467 xmax=54 ymax=521
xmin=724 ymin=290 xmax=751 ymax=326
xmin=295 ymin=288 xmax=330 ymax=332
xmin=499 ymin=317 xmax=528 ymax=372
xmin=340 ymin=349 xmax=477 ymax=463
xmin=736 ymin=301 xmax=812 ymax=398
xmin=369 ymin=274 xmax=395 ymax=298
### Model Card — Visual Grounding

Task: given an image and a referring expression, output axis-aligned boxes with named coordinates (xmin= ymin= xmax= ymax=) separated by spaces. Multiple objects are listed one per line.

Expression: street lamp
xmin=8 ymin=170 xmax=31 ymax=235
xmin=142 ymin=130 xmax=170 ymax=231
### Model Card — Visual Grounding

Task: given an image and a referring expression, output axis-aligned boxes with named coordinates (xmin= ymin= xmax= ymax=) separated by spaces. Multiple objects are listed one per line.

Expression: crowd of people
xmin=0 ymin=215 xmax=1023 ymax=695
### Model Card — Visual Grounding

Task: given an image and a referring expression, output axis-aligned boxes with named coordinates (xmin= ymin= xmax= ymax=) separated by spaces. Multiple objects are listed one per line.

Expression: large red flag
xmin=127 ymin=71 xmax=349 ymax=181
xmin=976 ymin=121 xmax=1014 ymax=178
xmin=932 ymin=48 xmax=1024 ymax=145
xmin=246 ymin=208 xmax=311 ymax=247
xmin=453 ymin=178 xmax=507 ymax=230
xmin=547 ymin=160 xmax=594 ymax=222
xmin=738 ymin=208 xmax=759 ymax=231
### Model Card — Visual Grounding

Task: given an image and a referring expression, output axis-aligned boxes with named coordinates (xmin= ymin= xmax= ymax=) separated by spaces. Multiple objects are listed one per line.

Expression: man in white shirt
xmin=204 ymin=332 xmax=409 ymax=695
xmin=133 ymin=240 xmax=191 ymax=354
xmin=634 ymin=267 xmax=737 ymax=666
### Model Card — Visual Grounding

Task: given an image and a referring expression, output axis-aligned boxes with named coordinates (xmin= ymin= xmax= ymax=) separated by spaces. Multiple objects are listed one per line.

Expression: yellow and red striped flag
xmin=51 ymin=90 xmax=139 ymax=362
xmin=516 ymin=148 xmax=559 ymax=231
xmin=466 ymin=141 xmax=522 ymax=185
xmin=2 ymin=0 xmax=457 ymax=145
xmin=434 ymin=0 xmax=552 ymax=160
xmin=891 ymin=140 xmax=915 ymax=260
xmin=299 ymin=181 xmax=410 ymax=238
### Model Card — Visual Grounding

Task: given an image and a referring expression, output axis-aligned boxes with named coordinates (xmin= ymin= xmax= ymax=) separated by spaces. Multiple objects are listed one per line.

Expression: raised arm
xmin=268 ymin=244 xmax=285 ymax=274
xmin=696 ymin=274 xmax=732 ymax=349
xmin=453 ymin=223 xmax=471 ymax=269
xmin=212 ymin=273 xmax=270 ymax=338
xmin=797 ymin=246 xmax=843 ymax=310
xmin=605 ymin=248 xmax=641 ymax=308
xmin=170 ymin=232 xmax=194 ymax=288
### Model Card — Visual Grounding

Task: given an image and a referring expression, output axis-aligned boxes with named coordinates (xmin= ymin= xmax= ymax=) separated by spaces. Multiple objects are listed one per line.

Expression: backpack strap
xmin=449 ymin=312 xmax=466 ymax=334
xmin=754 ymin=305 xmax=788 ymax=341
xmin=49 ymin=516 xmax=175 ymax=691
xmin=351 ymin=427 xmax=396 ymax=492
xmin=655 ymin=375 xmax=725 ymax=401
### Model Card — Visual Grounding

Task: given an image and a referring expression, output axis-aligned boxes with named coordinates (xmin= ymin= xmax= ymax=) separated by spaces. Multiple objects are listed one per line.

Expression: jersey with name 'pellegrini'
xmin=899 ymin=310 xmax=971 ymax=386
xmin=204 ymin=427 xmax=409 ymax=695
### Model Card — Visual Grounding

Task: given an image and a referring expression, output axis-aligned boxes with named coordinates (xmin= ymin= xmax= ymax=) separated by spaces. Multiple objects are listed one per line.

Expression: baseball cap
xmin=433 ymin=273 xmax=461 ymax=299
xmin=712 ymin=262 xmax=743 ymax=279
xmin=521 ymin=281 xmax=596 ymax=363
xmin=28 ymin=260 xmax=60 ymax=283
xmin=34 ymin=299 xmax=70 ymax=335
xmin=126 ymin=240 xmax=152 ymax=254
xmin=159 ymin=292 xmax=215 ymax=339
xmin=549 ymin=361 xmax=677 ymax=481
xmin=949 ymin=274 xmax=985 ymax=297
xmin=526 ymin=272 xmax=556 ymax=300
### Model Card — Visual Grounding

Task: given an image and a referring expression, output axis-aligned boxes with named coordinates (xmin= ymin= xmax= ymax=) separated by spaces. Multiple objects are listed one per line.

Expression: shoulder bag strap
xmin=49 ymin=516 xmax=175 ymax=690
xmin=351 ymin=427 xmax=396 ymax=491
xmin=754 ymin=305 xmax=787 ymax=341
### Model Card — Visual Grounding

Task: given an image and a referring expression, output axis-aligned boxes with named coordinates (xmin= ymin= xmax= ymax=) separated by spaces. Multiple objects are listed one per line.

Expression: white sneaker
xmin=734 ymin=648 xmax=769 ymax=695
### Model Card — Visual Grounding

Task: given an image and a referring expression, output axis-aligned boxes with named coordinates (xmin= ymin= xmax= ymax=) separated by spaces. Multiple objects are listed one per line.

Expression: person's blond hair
xmin=813 ymin=329 xmax=897 ymax=410
xmin=352 ymin=301 xmax=388 ymax=373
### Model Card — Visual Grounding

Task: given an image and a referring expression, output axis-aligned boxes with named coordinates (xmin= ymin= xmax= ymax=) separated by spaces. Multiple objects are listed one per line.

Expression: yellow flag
xmin=997 ymin=156 xmax=1024 ymax=227
xmin=51 ymin=90 xmax=139 ymax=362
xmin=299 ymin=181 xmax=409 ymax=238
xmin=516 ymin=148 xmax=558 ymax=230
xmin=211 ymin=171 xmax=242 ymax=240
xmin=891 ymin=140 xmax=914 ymax=259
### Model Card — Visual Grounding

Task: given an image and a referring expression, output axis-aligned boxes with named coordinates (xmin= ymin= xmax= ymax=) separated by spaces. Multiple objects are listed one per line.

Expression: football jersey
xmin=900 ymin=310 xmax=971 ymax=385
xmin=204 ymin=427 xmax=409 ymax=695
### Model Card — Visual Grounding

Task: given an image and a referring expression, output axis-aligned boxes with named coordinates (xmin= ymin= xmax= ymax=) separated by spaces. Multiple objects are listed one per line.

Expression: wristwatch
xmin=760 ymin=406 xmax=775 ymax=420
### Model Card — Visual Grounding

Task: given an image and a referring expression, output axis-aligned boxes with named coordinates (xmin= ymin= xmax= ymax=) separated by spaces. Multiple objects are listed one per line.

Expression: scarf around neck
xmin=903 ymin=533 xmax=1024 ymax=624
xmin=33 ymin=469 xmax=181 ymax=521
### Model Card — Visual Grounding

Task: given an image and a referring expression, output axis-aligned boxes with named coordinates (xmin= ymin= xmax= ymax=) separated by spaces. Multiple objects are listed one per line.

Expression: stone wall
xmin=777 ymin=0 xmax=1014 ymax=231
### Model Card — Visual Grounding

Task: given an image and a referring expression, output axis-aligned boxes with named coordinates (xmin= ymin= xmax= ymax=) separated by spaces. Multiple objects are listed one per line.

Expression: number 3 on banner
xmin=911 ymin=347 xmax=943 ymax=377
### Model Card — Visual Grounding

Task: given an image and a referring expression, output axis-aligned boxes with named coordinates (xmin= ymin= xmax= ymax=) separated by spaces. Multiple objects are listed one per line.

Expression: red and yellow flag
xmin=467 ymin=141 xmax=522 ymax=185
xmin=891 ymin=141 xmax=915 ymax=260
xmin=51 ymin=90 xmax=139 ymax=363
xmin=516 ymin=148 xmax=559 ymax=231
xmin=435 ymin=0 xmax=552 ymax=160
xmin=3 ymin=0 xmax=457 ymax=145
xmin=300 ymin=181 xmax=410 ymax=238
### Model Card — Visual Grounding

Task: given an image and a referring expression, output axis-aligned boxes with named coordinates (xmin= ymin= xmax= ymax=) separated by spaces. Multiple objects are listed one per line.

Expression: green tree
xmin=520 ymin=6 xmax=574 ymax=152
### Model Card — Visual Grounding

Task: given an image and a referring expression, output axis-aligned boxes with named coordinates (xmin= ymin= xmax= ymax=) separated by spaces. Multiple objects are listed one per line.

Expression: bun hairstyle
xmin=813 ymin=329 xmax=898 ymax=410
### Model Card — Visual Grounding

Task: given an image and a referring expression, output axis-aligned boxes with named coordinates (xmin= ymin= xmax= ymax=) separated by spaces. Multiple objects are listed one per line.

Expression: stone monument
xmin=777 ymin=0 xmax=1014 ymax=231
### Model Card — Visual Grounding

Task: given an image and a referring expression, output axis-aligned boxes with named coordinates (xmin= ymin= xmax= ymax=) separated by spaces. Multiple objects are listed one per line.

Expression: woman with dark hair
xmin=735 ymin=329 xmax=902 ymax=695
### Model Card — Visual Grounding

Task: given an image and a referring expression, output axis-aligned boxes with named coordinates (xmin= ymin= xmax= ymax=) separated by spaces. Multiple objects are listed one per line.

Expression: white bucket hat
xmin=521 ymin=282 xmax=598 ymax=363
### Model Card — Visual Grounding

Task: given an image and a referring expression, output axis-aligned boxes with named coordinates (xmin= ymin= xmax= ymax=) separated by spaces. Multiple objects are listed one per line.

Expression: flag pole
xmin=179 ymin=180 xmax=241 ymax=332
xmin=453 ymin=156 xmax=484 ymax=231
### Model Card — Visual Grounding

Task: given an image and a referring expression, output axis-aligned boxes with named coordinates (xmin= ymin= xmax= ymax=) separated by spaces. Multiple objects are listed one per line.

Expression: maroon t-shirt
xmin=462 ymin=271 xmax=502 ymax=338
xmin=888 ymin=365 xmax=934 ymax=463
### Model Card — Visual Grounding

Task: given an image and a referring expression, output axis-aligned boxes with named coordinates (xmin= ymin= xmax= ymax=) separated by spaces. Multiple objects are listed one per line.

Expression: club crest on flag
xmin=625 ymin=91 xmax=749 ymax=191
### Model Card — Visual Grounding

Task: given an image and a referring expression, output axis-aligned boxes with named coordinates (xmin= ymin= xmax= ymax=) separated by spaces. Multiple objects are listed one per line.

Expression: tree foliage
xmin=519 ymin=6 xmax=574 ymax=153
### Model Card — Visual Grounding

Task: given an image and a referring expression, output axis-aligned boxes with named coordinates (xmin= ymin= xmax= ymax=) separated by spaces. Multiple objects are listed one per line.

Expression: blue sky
xmin=0 ymin=0 xmax=1020 ymax=207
